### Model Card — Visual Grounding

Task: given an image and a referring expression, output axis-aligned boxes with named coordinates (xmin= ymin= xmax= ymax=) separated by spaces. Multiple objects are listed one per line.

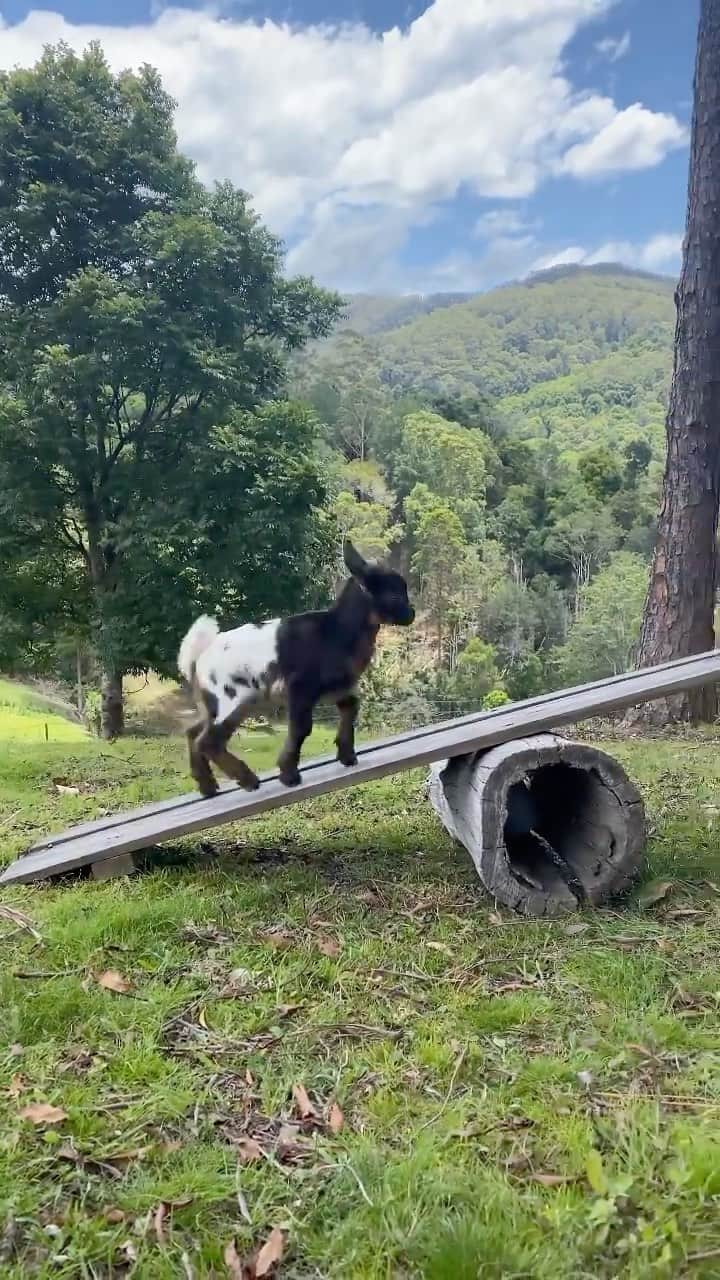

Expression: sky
xmin=0 ymin=0 xmax=698 ymax=295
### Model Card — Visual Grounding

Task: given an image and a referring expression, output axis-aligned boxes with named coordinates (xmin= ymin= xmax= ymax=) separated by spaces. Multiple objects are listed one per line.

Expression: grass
xmin=2 ymin=698 xmax=720 ymax=1276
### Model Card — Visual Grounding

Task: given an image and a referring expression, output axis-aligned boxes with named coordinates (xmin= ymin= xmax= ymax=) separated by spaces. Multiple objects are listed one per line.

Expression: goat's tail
xmin=177 ymin=615 xmax=219 ymax=684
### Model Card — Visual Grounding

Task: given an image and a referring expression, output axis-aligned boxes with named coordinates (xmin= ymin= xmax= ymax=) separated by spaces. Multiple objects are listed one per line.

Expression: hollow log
xmin=428 ymin=733 xmax=645 ymax=916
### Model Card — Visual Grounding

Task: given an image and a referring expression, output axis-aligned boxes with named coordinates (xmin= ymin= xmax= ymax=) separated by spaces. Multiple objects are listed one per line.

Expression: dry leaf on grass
xmin=154 ymin=1201 xmax=168 ymax=1246
xmin=224 ymin=1238 xmax=245 ymax=1280
xmin=8 ymin=1074 xmax=27 ymax=1098
xmin=256 ymin=927 xmax=295 ymax=950
xmin=0 ymin=904 xmax=42 ymax=940
xmin=531 ymin=1172 xmax=576 ymax=1187
xmin=256 ymin=1228 xmax=284 ymax=1277
xmin=102 ymin=1145 xmax=153 ymax=1168
xmin=236 ymin=1137 xmax=264 ymax=1163
xmin=153 ymin=1197 xmax=192 ymax=1246
xmin=328 ymin=1102 xmax=344 ymax=1134
xmin=426 ymin=940 xmax=453 ymax=956
xmin=292 ymin=1083 xmax=318 ymax=1119
xmin=53 ymin=779 xmax=81 ymax=796
xmin=19 ymin=1102 xmax=67 ymax=1126
xmin=103 ymin=1207 xmax=126 ymax=1224
xmin=317 ymin=936 xmax=341 ymax=958
xmin=638 ymin=879 xmax=675 ymax=909
xmin=119 ymin=1240 xmax=138 ymax=1265
xmin=96 ymin=970 xmax=133 ymax=995
xmin=564 ymin=922 xmax=589 ymax=936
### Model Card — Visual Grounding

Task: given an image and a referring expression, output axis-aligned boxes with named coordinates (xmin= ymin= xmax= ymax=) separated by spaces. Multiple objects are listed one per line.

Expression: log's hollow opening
xmin=503 ymin=762 xmax=620 ymax=899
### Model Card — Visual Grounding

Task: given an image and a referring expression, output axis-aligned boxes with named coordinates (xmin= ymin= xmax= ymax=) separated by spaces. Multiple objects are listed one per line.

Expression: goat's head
xmin=343 ymin=539 xmax=415 ymax=626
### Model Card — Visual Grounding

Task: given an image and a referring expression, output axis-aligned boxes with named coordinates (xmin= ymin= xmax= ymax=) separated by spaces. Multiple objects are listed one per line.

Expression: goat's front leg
xmin=335 ymin=692 xmax=359 ymax=767
xmin=278 ymin=686 xmax=314 ymax=787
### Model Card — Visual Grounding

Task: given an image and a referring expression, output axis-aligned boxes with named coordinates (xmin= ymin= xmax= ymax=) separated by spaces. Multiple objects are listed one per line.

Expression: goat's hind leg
xmin=197 ymin=701 xmax=260 ymax=792
xmin=278 ymin=686 xmax=314 ymax=787
xmin=335 ymin=692 xmax=359 ymax=768
xmin=186 ymin=718 xmax=220 ymax=799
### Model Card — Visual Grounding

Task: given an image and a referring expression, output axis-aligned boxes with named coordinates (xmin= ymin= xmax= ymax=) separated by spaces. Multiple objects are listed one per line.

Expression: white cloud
xmin=595 ymin=30 xmax=631 ymax=61
xmin=0 ymin=1 xmax=687 ymax=287
xmin=474 ymin=208 xmax=538 ymax=237
xmin=531 ymin=231 xmax=682 ymax=275
xmin=559 ymin=104 xmax=687 ymax=178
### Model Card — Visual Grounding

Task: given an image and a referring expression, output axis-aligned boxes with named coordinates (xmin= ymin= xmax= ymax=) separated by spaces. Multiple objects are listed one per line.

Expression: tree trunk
xmin=632 ymin=0 xmax=720 ymax=724
xmin=100 ymin=668 xmax=124 ymax=740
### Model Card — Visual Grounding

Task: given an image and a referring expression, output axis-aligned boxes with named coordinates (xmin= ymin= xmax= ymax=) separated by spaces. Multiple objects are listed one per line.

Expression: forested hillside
xmin=291 ymin=264 xmax=675 ymax=724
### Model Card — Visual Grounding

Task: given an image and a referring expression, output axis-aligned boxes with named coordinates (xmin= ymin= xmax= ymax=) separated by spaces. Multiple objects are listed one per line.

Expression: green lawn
xmin=2 ymin=699 xmax=720 ymax=1277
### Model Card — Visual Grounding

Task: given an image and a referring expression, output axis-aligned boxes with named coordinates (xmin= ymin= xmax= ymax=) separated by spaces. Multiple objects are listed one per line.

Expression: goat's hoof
xmin=198 ymin=781 xmax=219 ymax=799
xmin=279 ymin=768 xmax=302 ymax=788
xmin=338 ymin=751 xmax=358 ymax=768
xmin=241 ymin=772 xmax=261 ymax=791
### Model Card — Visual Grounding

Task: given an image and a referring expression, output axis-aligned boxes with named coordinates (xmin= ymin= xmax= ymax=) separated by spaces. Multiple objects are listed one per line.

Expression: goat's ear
xmin=343 ymin=538 xmax=368 ymax=579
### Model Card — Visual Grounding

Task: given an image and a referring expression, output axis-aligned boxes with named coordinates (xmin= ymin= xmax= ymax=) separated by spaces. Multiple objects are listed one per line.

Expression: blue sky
xmin=0 ymin=0 xmax=698 ymax=294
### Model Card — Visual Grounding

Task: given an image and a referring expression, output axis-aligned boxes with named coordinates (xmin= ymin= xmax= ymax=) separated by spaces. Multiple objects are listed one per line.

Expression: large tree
xmin=633 ymin=0 xmax=720 ymax=722
xmin=0 ymin=44 xmax=340 ymax=736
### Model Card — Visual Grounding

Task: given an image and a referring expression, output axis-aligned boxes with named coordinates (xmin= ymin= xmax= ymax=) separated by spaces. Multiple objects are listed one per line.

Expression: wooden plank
xmin=25 ymin=648 xmax=720 ymax=855
xmin=2 ymin=649 xmax=720 ymax=886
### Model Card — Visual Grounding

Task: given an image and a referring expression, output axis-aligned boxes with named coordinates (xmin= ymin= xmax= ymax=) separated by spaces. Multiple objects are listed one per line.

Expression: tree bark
xmin=100 ymin=668 xmax=124 ymax=740
xmin=632 ymin=0 xmax=720 ymax=724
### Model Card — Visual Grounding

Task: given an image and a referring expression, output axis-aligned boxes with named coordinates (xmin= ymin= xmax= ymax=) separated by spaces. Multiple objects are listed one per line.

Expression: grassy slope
xmin=2 ymin=699 xmax=720 ymax=1277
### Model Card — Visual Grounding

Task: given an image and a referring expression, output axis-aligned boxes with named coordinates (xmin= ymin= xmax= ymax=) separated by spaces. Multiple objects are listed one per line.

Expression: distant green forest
xmin=291 ymin=264 xmax=674 ymax=720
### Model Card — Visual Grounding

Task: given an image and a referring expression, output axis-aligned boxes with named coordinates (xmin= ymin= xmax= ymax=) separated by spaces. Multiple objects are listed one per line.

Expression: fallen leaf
xmin=638 ymin=879 xmax=675 ymax=909
xmin=103 ymin=1207 xmax=126 ymax=1224
xmin=19 ymin=1102 xmax=67 ymax=1126
xmin=103 ymin=1145 xmax=153 ymax=1167
xmin=224 ymin=1238 xmax=244 ymax=1280
xmin=625 ymin=1042 xmax=656 ymax=1058
xmin=198 ymin=1007 xmax=211 ymax=1030
xmin=119 ymin=1239 xmax=138 ymax=1265
xmin=53 ymin=780 xmax=81 ymax=796
xmin=276 ymin=1003 xmax=302 ymax=1019
xmin=426 ymin=940 xmax=453 ymax=956
xmin=96 ymin=970 xmax=133 ymax=995
xmin=614 ymin=936 xmax=645 ymax=949
xmin=292 ymin=1082 xmax=318 ymax=1119
xmin=531 ymin=1172 xmax=575 ymax=1187
xmin=565 ymin=922 xmax=589 ymax=936
xmin=236 ymin=1137 xmax=264 ymax=1163
xmin=586 ymin=1149 xmax=608 ymax=1195
xmin=255 ymin=1227 xmax=284 ymax=1277
xmin=488 ymin=912 xmax=504 ymax=926
xmin=158 ymin=1139 xmax=183 ymax=1156
xmin=328 ymin=1102 xmax=344 ymax=1134
xmin=318 ymin=936 xmax=341 ymax=958
xmin=256 ymin=927 xmax=294 ymax=950
xmin=8 ymin=1074 xmax=27 ymax=1098
xmin=0 ymin=905 xmax=42 ymax=941
xmin=154 ymin=1201 xmax=168 ymax=1246
xmin=667 ymin=907 xmax=704 ymax=921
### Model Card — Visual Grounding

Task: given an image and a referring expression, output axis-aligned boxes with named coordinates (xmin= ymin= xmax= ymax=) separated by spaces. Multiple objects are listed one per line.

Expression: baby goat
xmin=177 ymin=539 xmax=415 ymax=797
